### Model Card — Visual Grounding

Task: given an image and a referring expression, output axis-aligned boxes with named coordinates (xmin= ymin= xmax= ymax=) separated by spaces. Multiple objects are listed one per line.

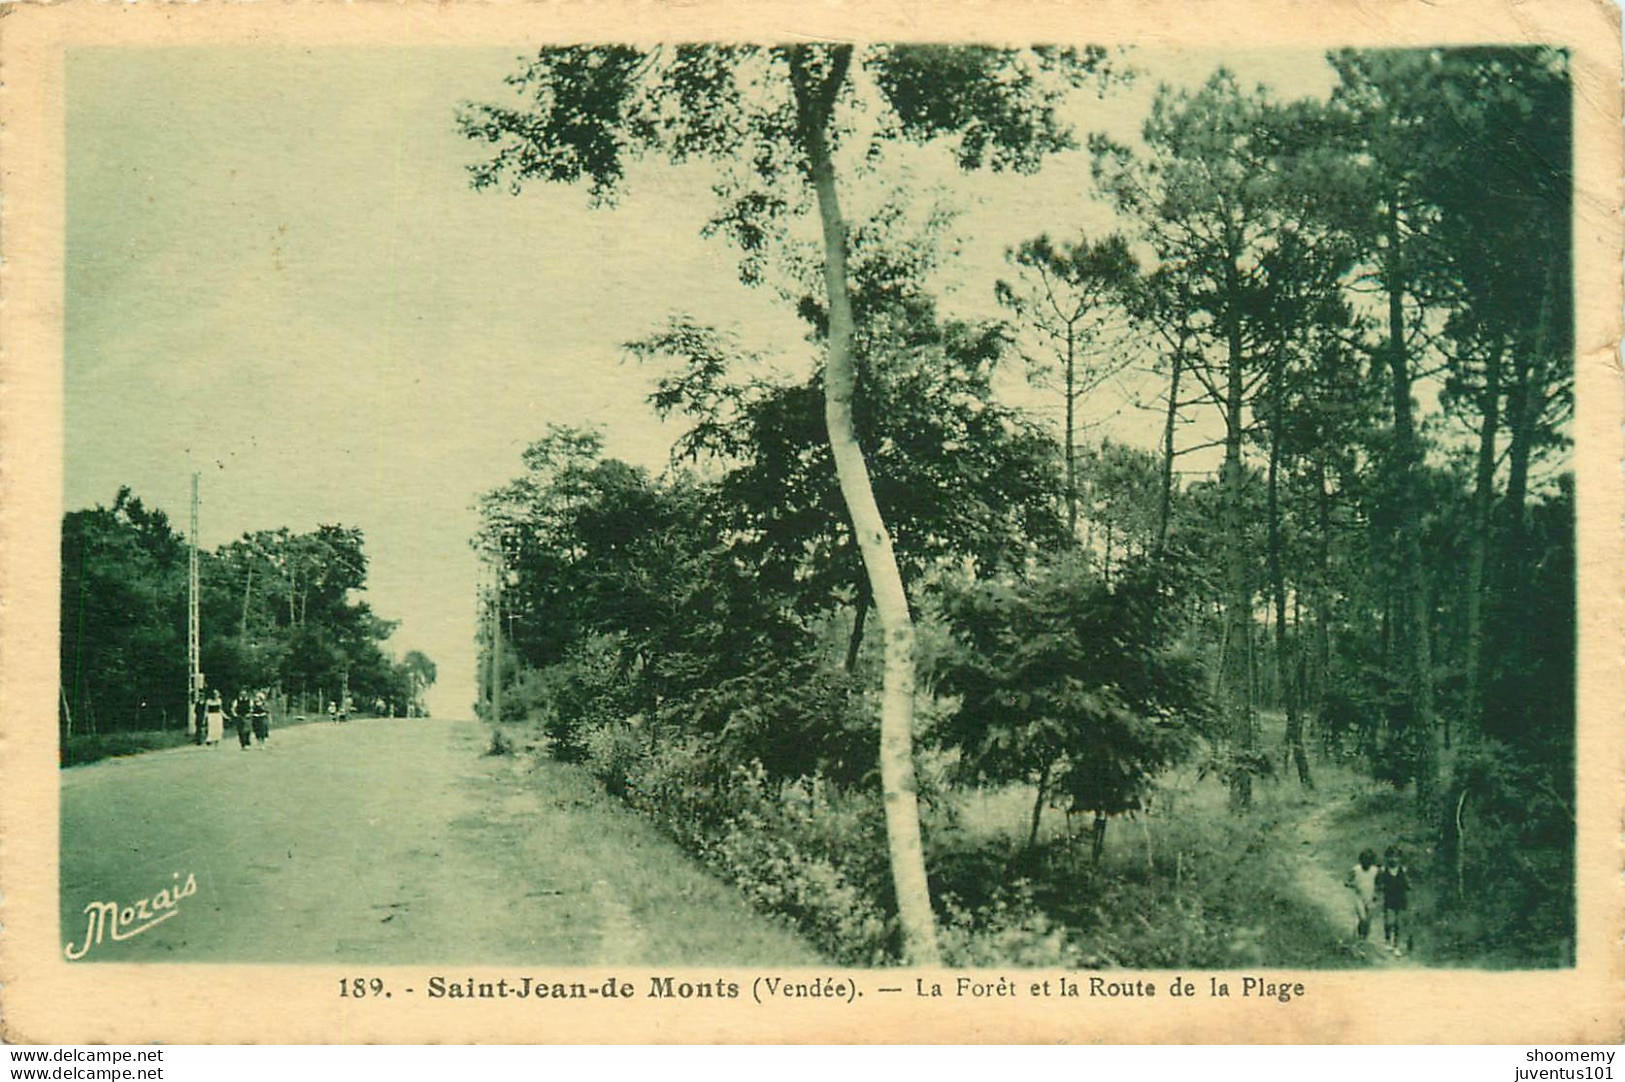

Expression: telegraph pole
xmin=490 ymin=553 xmax=503 ymax=730
xmin=187 ymin=472 xmax=201 ymax=738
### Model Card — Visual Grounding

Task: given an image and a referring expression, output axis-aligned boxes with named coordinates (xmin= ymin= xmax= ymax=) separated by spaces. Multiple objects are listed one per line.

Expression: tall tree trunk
xmin=844 ymin=576 xmax=871 ymax=674
xmin=1221 ymin=249 xmax=1255 ymax=812
xmin=1314 ymin=462 xmax=1333 ymax=713
xmin=1502 ymin=348 xmax=1532 ymax=555
xmin=794 ymin=47 xmax=939 ymax=965
xmin=1383 ymin=200 xmax=1436 ymax=803
xmin=1156 ymin=344 xmax=1183 ymax=555
xmin=1267 ymin=416 xmax=1312 ymax=790
xmin=1502 ymin=270 xmax=1553 ymax=568
xmin=1027 ymin=760 xmax=1051 ymax=852
xmin=1065 ymin=323 xmax=1078 ymax=543
xmin=1463 ymin=336 xmax=1504 ymax=739
xmin=240 ymin=563 xmax=254 ymax=640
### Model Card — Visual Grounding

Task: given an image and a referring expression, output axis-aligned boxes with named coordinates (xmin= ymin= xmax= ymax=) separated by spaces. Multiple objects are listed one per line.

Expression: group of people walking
xmin=195 ymin=687 xmax=271 ymax=749
xmin=1348 ymin=846 xmax=1411 ymax=956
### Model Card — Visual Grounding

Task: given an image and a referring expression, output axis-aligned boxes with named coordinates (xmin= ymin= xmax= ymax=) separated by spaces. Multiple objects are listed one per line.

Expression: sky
xmin=64 ymin=46 xmax=1338 ymax=717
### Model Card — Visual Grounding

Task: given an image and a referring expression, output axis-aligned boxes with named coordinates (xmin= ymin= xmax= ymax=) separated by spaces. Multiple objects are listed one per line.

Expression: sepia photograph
xmin=3 ymin=0 xmax=1620 ymax=1047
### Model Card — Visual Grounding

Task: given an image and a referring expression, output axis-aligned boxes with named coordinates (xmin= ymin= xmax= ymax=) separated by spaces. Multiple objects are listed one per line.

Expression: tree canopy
xmin=61 ymin=490 xmax=434 ymax=737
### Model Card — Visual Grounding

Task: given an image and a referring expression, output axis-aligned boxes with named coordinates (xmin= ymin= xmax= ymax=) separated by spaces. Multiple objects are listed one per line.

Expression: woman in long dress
xmin=204 ymin=689 xmax=226 ymax=746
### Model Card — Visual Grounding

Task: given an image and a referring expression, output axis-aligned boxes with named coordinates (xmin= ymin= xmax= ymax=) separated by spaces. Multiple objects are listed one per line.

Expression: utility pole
xmin=490 ymin=552 xmax=503 ymax=730
xmin=187 ymin=472 xmax=201 ymax=738
xmin=240 ymin=561 xmax=253 ymax=640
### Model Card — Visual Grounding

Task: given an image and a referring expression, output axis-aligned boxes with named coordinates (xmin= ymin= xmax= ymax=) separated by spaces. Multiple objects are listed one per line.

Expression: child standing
xmin=1377 ymin=846 xmax=1410 ymax=955
xmin=250 ymin=692 xmax=271 ymax=746
xmin=1347 ymin=848 xmax=1380 ymax=941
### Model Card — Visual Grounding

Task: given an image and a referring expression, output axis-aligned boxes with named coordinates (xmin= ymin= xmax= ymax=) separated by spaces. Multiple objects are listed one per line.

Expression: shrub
xmin=604 ymin=741 xmax=899 ymax=963
xmin=543 ymin=633 xmax=1316 ymax=969
xmin=708 ymin=803 xmax=895 ymax=964
xmin=582 ymin=719 xmax=645 ymax=798
xmin=669 ymin=665 xmax=878 ymax=787
xmin=1433 ymin=739 xmax=1573 ymax=966
xmin=537 ymin=635 xmax=639 ymax=762
xmin=938 ymin=880 xmax=1079 ymax=967
xmin=61 ymin=729 xmax=192 ymax=767
xmin=485 ymin=727 xmax=515 ymax=757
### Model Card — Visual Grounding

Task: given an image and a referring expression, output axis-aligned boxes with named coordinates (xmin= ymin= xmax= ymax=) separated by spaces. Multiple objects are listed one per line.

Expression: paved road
xmin=59 ymin=717 xmax=816 ymax=965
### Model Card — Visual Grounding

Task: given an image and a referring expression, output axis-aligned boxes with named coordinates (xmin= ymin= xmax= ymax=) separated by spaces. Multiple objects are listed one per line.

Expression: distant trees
xmin=1092 ymin=72 xmax=1334 ymax=808
xmin=996 ymin=233 xmax=1139 ymax=541
xmin=61 ymin=488 xmax=189 ymax=735
xmin=401 ymin=651 xmax=438 ymax=715
xmin=59 ymin=489 xmax=432 ymax=739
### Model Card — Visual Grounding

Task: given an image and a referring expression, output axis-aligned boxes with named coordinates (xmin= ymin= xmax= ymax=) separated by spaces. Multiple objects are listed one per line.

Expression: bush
xmin=927 ymin=801 xmax=1350 ymax=969
xmin=1432 ymin=739 xmax=1573 ymax=966
xmin=543 ymin=630 xmax=1315 ymax=968
xmin=582 ymin=720 xmax=645 ymax=798
xmin=62 ymin=729 xmax=192 ymax=767
xmin=537 ymin=635 xmax=640 ymax=763
xmin=708 ymin=801 xmax=895 ymax=963
xmin=938 ymin=880 xmax=1079 ymax=967
xmin=668 ymin=665 xmax=878 ymax=787
xmin=584 ymin=728 xmax=899 ymax=963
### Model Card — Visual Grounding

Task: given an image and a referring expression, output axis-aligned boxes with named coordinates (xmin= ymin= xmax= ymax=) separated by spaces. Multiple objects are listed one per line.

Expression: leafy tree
xmin=402 ymin=649 xmax=438 ymax=714
xmin=636 ymin=294 xmax=1065 ymax=671
xmin=60 ymin=488 xmax=187 ymax=735
xmin=461 ymin=43 xmax=1112 ymax=961
xmin=61 ymin=487 xmax=421 ymax=739
xmin=474 ymin=425 xmax=611 ymax=668
xmin=935 ymin=556 xmax=1207 ymax=857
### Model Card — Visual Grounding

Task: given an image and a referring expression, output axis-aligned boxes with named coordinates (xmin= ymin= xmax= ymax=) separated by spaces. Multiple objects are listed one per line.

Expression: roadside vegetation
xmin=461 ymin=44 xmax=1572 ymax=968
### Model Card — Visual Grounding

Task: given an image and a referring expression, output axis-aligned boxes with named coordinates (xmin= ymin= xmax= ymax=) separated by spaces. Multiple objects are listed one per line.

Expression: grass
xmin=508 ymin=742 xmax=823 ymax=965
xmin=61 ymin=709 xmax=387 ymax=768
xmin=933 ymin=716 xmax=1421 ymax=969
xmin=60 ymin=728 xmax=194 ymax=767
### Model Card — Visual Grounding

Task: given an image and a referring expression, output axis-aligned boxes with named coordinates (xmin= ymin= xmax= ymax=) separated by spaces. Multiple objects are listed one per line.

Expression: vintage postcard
xmin=1 ymin=0 xmax=1620 ymax=1045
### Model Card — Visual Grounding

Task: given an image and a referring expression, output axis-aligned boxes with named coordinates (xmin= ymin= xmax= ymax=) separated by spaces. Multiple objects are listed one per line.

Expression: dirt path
xmin=1282 ymin=786 xmax=1414 ymax=968
xmin=60 ymin=717 xmax=815 ymax=964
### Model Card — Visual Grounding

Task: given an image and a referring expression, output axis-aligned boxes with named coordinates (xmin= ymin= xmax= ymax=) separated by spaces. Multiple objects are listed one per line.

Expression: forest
xmin=59 ymin=487 xmax=435 ymax=763
xmin=462 ymin=43 xmax=1574 ymax=969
